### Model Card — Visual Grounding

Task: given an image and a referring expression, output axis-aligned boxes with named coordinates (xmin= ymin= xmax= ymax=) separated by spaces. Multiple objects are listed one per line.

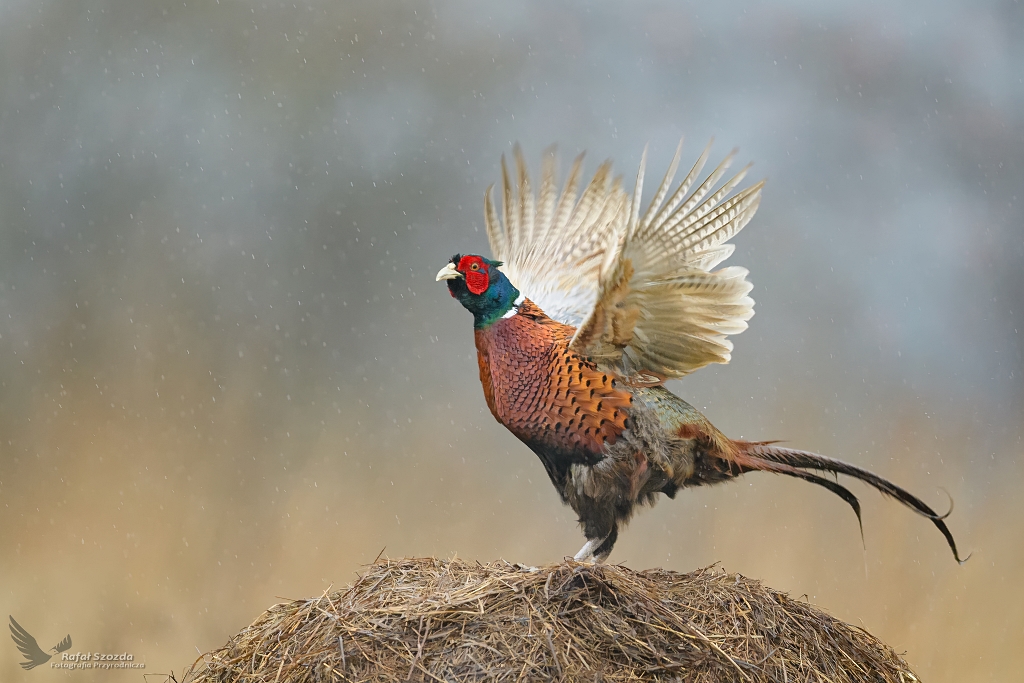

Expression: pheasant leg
xmin=573 ymin=535 xmax=608 ymax=563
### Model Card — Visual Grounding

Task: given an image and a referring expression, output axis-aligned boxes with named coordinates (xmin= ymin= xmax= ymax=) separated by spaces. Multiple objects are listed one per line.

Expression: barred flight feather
xmin=484 ymin=140 xmax=763 ymax=378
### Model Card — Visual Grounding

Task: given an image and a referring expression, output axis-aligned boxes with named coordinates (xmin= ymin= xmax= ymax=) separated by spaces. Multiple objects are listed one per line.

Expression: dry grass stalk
xmin=181 ymin=557 xmax=918 ymax=682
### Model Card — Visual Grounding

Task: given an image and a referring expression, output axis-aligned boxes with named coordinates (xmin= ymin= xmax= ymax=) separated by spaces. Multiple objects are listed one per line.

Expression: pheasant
xmin=436 ymin=141 xmax=965 ymax=564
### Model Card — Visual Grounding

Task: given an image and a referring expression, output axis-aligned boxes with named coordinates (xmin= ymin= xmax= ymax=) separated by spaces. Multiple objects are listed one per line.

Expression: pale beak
xmin=435 ymin=262 xmax=463 ymax=281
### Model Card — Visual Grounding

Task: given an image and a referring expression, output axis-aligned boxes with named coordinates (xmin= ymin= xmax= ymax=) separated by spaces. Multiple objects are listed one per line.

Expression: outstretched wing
xmin=9 ymin=616 xmax=52 ymax=669
xmin=484 ymin=145 xmax=629 ymax=327
xmin=571 ymin=140 xmax=762 ymax=379
xmin=485 ymin=141 xmax=762 ymax=379
xmin=53 ymin=634 xmax=73 ymax=653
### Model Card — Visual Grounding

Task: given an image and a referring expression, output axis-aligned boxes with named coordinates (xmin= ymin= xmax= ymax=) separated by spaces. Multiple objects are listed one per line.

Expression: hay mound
xmin=183 ymin=558 xmax=917 ymax=682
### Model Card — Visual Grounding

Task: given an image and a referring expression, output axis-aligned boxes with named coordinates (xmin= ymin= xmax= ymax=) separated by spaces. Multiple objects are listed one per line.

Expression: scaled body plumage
xmin=437 ymin=143 xmax=965 ymax=564
xmin=475 ymin=298 xmax=632 ymax=472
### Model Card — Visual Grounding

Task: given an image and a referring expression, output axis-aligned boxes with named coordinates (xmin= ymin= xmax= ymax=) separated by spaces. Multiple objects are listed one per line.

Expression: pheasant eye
xmin=470 ymin=263 xmax=480 ymax=271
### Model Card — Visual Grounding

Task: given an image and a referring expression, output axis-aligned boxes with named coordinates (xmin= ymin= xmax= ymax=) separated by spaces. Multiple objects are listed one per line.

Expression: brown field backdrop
xmin=1 ymin=1 xmax=1021 ymax=681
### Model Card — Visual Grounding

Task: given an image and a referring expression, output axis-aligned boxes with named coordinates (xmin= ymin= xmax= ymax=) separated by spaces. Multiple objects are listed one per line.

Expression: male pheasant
xmin=437 ymin=141 xmax=965 ymax=564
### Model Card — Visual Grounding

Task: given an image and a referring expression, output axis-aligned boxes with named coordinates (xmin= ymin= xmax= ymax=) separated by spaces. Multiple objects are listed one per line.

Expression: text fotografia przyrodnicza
xmin=51 ymin=652 xmax=145 ymax=669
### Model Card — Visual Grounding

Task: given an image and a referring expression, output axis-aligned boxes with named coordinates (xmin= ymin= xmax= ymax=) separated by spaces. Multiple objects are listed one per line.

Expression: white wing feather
xmin=484 ymin=141 xmax=763 ymax=378
xmin=486 ymin=146 xmax=625 ymax=326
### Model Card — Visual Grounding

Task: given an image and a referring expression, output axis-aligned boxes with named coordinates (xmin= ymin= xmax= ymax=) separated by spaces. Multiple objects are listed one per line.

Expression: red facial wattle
xmin=457 ymin=255 xmax=490 ymax=295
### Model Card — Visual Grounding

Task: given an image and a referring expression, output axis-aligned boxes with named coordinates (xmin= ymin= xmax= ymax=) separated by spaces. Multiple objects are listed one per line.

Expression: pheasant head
xmin=436 ymin=254 xmax=520 ymax=329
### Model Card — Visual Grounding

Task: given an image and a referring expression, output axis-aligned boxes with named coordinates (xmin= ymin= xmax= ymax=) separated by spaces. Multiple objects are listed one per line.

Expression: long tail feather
xmin=736 ymin=443 xmax=968 ymax=564
xmin=732 ymin=450 xmax=865 ymax=540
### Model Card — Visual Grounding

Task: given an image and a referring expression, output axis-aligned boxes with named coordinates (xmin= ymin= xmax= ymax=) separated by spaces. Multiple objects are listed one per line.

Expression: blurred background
xmin=0 ymin=0 xmax=1020 ymax=680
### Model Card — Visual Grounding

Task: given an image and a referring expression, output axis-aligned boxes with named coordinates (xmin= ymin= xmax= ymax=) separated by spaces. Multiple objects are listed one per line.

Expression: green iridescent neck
xmin=455 ymin=268 xmax=521 ymax=329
